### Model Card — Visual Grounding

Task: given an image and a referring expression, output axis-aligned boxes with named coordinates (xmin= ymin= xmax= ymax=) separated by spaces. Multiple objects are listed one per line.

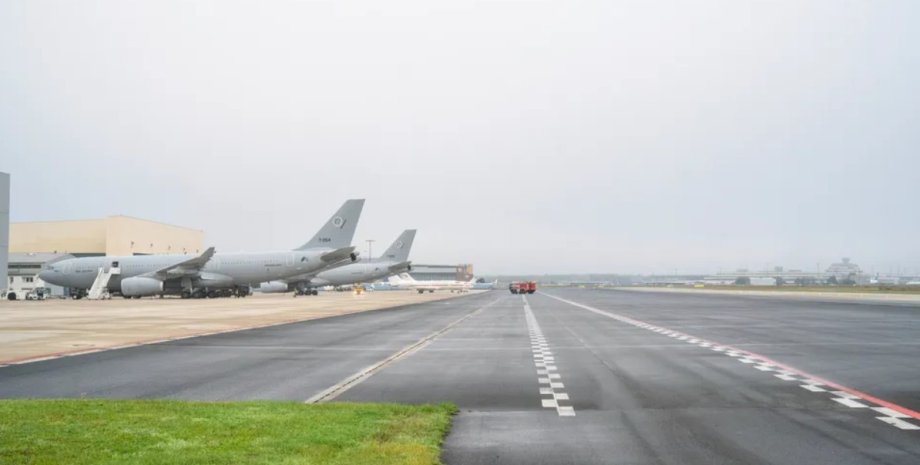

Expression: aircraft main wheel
xmin=311 ymin=290 xmax=318 ymax=296
xmin=181 ymin=290 xmax=191 ymax=299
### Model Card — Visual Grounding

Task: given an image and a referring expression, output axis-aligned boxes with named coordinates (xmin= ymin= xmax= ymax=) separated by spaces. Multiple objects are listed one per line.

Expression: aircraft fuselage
xmin=40 ymin=250 xmax=338 ymax=291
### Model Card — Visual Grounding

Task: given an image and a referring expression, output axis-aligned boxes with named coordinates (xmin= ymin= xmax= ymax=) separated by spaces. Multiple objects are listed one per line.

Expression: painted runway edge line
xmin=539 ymin=291 xmax=920 ymax=432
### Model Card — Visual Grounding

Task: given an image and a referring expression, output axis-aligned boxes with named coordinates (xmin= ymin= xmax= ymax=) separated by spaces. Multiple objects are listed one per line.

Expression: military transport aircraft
xmin=260 ymin=229 xmax=416 ymax=296
xmin=38 ymin=199 xmax=365 ymax=298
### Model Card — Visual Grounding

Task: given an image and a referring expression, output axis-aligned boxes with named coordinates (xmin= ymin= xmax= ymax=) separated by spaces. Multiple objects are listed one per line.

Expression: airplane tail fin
xmin=378 ymin=229 xmax=416 ymax=262
xmin=296 ymin=199 xmax=365 ymax=250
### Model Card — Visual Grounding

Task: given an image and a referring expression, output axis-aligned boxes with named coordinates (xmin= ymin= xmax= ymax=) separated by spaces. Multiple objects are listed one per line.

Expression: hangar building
xmin=409 ymin=263 xmax=474 ymax=281
xmin=10 ymin=215 xmax=204 ymax=257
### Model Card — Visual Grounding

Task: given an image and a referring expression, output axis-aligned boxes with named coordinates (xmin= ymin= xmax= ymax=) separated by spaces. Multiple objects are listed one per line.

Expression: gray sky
xmin=2 ymin=1 xmax=919 ymax=275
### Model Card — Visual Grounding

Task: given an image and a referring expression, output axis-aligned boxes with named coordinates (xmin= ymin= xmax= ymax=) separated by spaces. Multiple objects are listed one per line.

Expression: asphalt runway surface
xmin=2 ymin=289 xmax=918 ymax=464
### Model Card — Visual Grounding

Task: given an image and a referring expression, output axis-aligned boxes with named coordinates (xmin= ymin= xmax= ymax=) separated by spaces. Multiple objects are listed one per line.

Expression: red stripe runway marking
xmin=541 ymin=292 xmax=920 ymax=428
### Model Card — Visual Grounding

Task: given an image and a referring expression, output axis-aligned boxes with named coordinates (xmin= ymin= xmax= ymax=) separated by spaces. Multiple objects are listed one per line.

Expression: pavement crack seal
xmin=540 ymin=292 xmax=920 ymax=432
xmin=523 ymin=295 xmax=575 ymax=417
xmin=305 ymin=297 xmax=501 ymax=404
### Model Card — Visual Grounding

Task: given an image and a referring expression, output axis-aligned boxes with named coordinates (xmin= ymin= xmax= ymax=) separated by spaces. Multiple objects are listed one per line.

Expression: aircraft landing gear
xmin=232 ymin=286 xmax=249 ymax=298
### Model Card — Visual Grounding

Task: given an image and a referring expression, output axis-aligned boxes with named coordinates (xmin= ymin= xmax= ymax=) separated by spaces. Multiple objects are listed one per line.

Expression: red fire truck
xmin=509 ymin=281 xmax=537 ymax=294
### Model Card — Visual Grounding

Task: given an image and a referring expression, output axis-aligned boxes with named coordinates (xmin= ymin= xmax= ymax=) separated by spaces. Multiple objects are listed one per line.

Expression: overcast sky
xmin=2 ymin=1 xmax=918 ymax=275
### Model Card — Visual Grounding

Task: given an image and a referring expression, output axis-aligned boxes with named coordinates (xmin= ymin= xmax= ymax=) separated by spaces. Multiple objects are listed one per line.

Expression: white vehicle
xmin=25 ymin=288 xmax=48 ymax=300
xmin=387 ymin=273 xmax=476 ymax=294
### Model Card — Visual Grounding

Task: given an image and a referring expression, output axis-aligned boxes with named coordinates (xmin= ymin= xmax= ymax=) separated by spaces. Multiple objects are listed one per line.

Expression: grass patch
xmin=0 ymin=399 xmax=457 ymax=465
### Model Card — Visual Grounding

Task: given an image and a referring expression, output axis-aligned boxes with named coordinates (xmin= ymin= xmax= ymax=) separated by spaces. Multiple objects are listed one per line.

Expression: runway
xmin=1 ymin=289 xmax=918 ymax=464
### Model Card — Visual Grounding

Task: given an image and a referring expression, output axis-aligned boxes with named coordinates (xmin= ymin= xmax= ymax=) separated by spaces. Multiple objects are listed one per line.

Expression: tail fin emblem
xmin=395 ymin=240 xmax=404 ymax=249
xmin=332 ymin=216 xmax=345 ymax=228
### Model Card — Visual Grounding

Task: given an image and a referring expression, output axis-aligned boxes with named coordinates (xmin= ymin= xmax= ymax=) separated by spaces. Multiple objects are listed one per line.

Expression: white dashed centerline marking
xmin=523 ymin=295 xmax=575 ymax=417
xmin=540 ymin=292 xmax=920 ymax=432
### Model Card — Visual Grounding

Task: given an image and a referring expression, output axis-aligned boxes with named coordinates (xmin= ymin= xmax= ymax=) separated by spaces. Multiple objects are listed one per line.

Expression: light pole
xmin=366 ymin=239 xmax=375 ymax=262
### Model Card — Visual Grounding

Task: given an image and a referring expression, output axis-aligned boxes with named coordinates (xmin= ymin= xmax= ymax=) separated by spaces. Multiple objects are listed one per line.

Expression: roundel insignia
xmin=332 ymin=216 xmax=345 ymax=228
xmin=395 ymin=240 xmax=404 ymax=249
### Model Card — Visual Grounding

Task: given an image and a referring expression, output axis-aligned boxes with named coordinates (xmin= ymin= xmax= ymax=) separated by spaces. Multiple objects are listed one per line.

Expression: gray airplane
xmin=260 ymin=229 xmax=416 ymax=296
xmin=38 ymin=199 xmax=365 ymax=298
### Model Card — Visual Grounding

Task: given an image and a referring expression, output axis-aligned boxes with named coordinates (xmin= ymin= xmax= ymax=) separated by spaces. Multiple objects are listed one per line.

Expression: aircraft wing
xmin=320 ymin=246 xmax=357 ymax=264
xmin=388 ymin=261 xmax=411 ymax=273
xmin=144 ymin=247 xmax=216 ymax=279
xmin=275 ymin=251 xmax=361 ymax=286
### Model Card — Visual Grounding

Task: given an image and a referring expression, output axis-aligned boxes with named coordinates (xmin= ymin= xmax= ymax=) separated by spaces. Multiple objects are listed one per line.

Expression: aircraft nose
xmin=38 ymin=269 xmax=57 ymax=283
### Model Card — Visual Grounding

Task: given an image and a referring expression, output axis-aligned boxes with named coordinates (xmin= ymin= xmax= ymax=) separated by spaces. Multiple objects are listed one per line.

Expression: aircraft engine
xmin=260 ymin=281 xmax=291 ymax=293
xmin=121 ymin=277 xmax=164 ymax=297
xmin=196 ymin=273 xmax=234 ymax=288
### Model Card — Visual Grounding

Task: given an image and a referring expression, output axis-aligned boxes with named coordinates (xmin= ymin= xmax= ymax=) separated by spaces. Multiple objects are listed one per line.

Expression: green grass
xmin=0 ymin=400 xmax=457 ymax=465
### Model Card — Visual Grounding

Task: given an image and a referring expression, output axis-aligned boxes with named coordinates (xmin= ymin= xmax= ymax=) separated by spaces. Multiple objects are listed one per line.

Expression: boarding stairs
xmin=87 ymin=265 xmax=120 ymax=300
